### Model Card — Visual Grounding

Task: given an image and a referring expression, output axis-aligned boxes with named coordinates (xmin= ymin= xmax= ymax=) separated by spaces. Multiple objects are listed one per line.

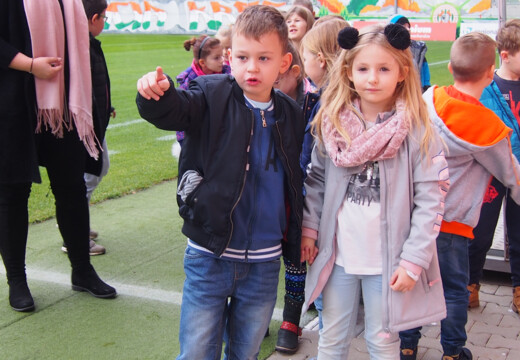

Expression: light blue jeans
xmin=318 ymin=264 xmax=399 ymax=360
xmin=176 ymin=246 xmax=281 ymax=360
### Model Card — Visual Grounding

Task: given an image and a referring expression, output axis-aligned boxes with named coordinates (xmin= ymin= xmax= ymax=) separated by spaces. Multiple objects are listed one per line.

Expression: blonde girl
xmin=300 ymin=17 xmax=348 ymax=175
xmin=275 ymin=18 xmax=349 ymax=355
xmin=215 ymin=24 xmax=233 ymax=66
xmin=301 ymin=24 xmax=448 ymax=359
xmin=285 ymin=6 xmax=314 ymax=50
xmin=273 ymin=42 xmax=313 ymax=106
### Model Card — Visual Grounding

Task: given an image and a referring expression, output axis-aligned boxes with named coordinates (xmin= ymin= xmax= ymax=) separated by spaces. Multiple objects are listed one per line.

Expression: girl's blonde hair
xmin=313 ymin=24 xmax=434 ymax=154
xmin=300 ymin=18 xmax=348 ymax=76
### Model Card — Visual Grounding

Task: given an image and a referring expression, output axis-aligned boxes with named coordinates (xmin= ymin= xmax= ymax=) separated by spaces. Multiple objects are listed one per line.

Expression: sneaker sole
xmin=275 ymin=345 xmax=298 ymax=354
xmin=71 ymin=285 xmax=117 ymax=299
xmin=11 ymin=303 xmax=35 ymax=312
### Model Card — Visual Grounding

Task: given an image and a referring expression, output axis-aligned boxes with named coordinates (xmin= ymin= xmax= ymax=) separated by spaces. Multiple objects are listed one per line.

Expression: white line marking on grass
xmin=429 ymin=60 xmax=449 ymax=66
xmin=157 ymin=135 xmax=176 ymax=141
xmin=0 ymin=267 xmax=285 ymax=319
xmin=107 ymin=119 xmax=145 ymax=130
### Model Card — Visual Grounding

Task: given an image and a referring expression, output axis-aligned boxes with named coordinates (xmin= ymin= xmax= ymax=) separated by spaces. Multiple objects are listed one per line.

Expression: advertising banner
xmin=103 ymin=0 xmax=498 ymax=35
xmin=353 ymin=20 xmax=457 ymax=41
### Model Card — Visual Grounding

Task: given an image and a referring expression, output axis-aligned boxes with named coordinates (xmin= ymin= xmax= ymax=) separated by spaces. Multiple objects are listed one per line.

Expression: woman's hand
xmin=32 ymin=57 xmax=63 ymax=79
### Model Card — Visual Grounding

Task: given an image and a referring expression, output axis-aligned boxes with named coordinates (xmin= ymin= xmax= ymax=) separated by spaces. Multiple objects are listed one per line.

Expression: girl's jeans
xmin=318 ymin=264 xmax=399 ymax=360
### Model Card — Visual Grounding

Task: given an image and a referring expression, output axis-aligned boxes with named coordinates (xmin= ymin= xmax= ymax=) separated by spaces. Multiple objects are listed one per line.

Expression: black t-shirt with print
xmin=494 ymin=72 xmax=520 ymax=127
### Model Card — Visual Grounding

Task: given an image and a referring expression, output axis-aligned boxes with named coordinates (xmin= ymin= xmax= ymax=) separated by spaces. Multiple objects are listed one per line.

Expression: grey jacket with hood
xmin=302 ymin=123 xmax=449 ymax=333
xmin=424 ymin=86 xmax=520 ymax=229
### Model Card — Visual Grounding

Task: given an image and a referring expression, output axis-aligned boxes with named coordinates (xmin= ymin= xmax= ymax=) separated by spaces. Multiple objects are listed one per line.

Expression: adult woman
xmin=0 ymin=0 xmax=116 ymax=312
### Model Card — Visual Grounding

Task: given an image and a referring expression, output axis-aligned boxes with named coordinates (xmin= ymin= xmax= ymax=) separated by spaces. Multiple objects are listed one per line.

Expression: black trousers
xmin=0 ymin=129 xmax=92 ymax=284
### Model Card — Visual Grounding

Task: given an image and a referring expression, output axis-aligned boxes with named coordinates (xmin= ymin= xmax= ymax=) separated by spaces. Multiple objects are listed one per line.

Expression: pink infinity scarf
xmin=321 ymin=99 xmax=410 ymax=168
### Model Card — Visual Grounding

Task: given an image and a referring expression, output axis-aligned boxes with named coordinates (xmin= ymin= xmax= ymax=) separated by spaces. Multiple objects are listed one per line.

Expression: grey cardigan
xmin=303 ymin=127 xmax=448 ymax=333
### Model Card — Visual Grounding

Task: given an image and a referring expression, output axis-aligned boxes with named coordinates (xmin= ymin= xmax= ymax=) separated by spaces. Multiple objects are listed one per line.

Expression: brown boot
xmin=467 ymin=283 xmax=480 ymax=308
xmin=512 ymin=286 xmax=520 ymax=313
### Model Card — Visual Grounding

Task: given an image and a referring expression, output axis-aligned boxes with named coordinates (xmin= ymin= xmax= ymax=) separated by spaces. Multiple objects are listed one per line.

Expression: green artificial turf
xmin=28 ymin=34 xmax=193 ymax=223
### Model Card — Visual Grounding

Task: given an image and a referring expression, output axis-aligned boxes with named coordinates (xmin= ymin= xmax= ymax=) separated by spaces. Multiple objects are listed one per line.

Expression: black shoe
xmin=71 ymin=269 xmax=117 ymax=299
xmin=275 ymin=322 xmax=301 ymax=354
xmin=442 ymin=348 xmax=473 ymax=360
xmin=9 ymin=281 xmax=35 ymax=312
xmin=400 ymin=347 xmax=417 ymax=360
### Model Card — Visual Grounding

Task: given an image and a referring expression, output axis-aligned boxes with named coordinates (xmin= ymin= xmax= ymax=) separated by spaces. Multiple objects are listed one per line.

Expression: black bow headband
xmin=337 ymin=24 xmax=411 ymax=51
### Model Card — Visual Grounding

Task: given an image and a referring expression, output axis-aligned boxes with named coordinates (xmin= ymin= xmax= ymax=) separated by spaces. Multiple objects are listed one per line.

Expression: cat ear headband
xmin=337 ymin=24 xmax=411 ymax=51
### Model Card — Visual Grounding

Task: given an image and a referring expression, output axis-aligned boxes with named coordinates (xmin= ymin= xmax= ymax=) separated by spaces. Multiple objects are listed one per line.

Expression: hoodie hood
xmin=424 ymin=86 xmax=511 ymax=158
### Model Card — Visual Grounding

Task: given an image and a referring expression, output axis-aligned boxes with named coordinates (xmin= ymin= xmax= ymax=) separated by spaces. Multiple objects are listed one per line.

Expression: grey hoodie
xmin=424 ymin=86 xmax=520 ymax=235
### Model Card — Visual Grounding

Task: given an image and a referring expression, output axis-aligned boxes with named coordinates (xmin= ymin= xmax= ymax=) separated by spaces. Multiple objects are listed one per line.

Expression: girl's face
xmin=348 ymin=44 xmax=405 ymax=115
xmin=286 ymin=14 xmax=308 ymax=43
xmin=302 ymin=47 xmax=326 ymax=88
xmin=219 ymin=37 xmax=231 ymax=63
xmin=274 ymin=65 xmax=300 ymax=101
xmin=200 ymin=45 xmax=224 ymax=74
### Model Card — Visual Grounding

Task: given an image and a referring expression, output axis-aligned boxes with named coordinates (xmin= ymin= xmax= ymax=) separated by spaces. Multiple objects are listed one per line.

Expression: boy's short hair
xmin=82 ymin=0 xmax=108 ymax=20
xmin=496 ymin=19 xmax=520 ymax=55
xmin=450 ymin=32 xmax=496 ymax=83
xmin=233 ymin=5 xmax=289 ymax=53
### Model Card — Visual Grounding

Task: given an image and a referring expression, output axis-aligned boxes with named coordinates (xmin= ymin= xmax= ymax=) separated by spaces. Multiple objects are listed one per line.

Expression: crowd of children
xmin=135 ymin=5 xmax=520 ymax=359
xmin=3 ymin=1 xmax=519 ymax=359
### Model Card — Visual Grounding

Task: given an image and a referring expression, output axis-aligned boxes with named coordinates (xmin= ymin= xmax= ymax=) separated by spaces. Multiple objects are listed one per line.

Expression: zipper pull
xmin=260 ymin=110 xmax=267 ymax=128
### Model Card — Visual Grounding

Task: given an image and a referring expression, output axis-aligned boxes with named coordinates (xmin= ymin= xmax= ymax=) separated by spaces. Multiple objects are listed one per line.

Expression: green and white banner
xmin=104 ymin=0 xmax=498 ymax=34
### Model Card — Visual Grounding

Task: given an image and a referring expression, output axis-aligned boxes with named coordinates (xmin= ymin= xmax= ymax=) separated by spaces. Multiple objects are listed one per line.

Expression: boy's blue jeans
xmin=176 ymin=246 xmax=280 ymax=360
xmin=400 ymin=232 xmax=470 ymax=356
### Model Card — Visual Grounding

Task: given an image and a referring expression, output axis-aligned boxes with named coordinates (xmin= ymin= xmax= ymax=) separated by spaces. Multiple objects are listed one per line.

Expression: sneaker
xmin=89 ymin=230 xmax=98 ymax=240
xmin=400 ymin=348 xmax=417 ymax=360
xmin=275 ymin=321 xmax=301 ymax=354
xmin=513 ymin=286 xmax=520 ymax=313
xmin=442 ymin=347 xmax=473 ymax=360
xmin=467 ymin=283 xmax=480 ymax=308
xmin=61 ymin=240 xmax=106 ymax=256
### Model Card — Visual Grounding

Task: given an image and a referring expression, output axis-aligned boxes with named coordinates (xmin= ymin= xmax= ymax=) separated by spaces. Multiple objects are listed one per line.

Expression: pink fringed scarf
xmin=23 ymin=0 xmax=98 ymax=159
xmin=321 ymin=99 xmax=410 ymax=167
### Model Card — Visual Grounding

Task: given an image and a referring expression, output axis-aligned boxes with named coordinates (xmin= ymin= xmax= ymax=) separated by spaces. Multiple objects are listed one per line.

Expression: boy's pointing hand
xmin=137 ymin=66 xmax=171 ymax=101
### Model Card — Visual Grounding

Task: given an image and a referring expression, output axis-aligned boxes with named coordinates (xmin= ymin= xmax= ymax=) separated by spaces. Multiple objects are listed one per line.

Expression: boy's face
xmin=89 ymin=11 xmax=107 ymax=37
xmin=502 ymin=49 xmax=520 ymax=79
xmin=229 ymin=32 xmax=292 ymax=102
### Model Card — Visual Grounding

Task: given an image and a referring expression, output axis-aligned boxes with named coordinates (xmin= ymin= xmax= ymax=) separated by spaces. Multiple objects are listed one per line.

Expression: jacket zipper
xmin=260 ymin=110 xmax=267 ymax=128
xmin=380 ymin=160 xmax=392 ymax=334
xmin=226 ymin=110 xmax=255 ymax=254
xmin=275 ymin=122 xmax=302 ymax=230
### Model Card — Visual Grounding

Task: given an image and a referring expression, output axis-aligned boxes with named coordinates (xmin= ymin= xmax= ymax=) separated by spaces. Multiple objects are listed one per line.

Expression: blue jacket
xmin=481 ymin=81 xmax=520 ymax=160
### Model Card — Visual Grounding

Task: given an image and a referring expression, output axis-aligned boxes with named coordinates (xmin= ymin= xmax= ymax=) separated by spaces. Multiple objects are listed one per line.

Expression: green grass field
xmin=27 ymin=34 xmax=453 ymax=223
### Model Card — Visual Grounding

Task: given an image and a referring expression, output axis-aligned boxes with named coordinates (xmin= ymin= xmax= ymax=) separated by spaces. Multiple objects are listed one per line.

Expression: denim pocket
xmin=184 ymin=246 xmax=206 ymax=260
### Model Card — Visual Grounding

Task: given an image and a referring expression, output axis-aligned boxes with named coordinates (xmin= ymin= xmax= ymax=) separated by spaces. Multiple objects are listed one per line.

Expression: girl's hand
xmin=301 ymin=236 xmax=318 ymax=265
xmin=32 ymin=57 xmax=63 ymax=80
xmin=137 ymin=66 xmax=170 ymax=101
xmin=390 ymin=266 xmax=417 ymax=293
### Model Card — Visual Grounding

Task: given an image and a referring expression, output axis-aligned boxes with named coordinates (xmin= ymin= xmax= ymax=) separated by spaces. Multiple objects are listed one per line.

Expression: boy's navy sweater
xmin=190 ymin=101 xmax=286 ymax=262
xmin=136 ymin=74 xmax=304 ymax=265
